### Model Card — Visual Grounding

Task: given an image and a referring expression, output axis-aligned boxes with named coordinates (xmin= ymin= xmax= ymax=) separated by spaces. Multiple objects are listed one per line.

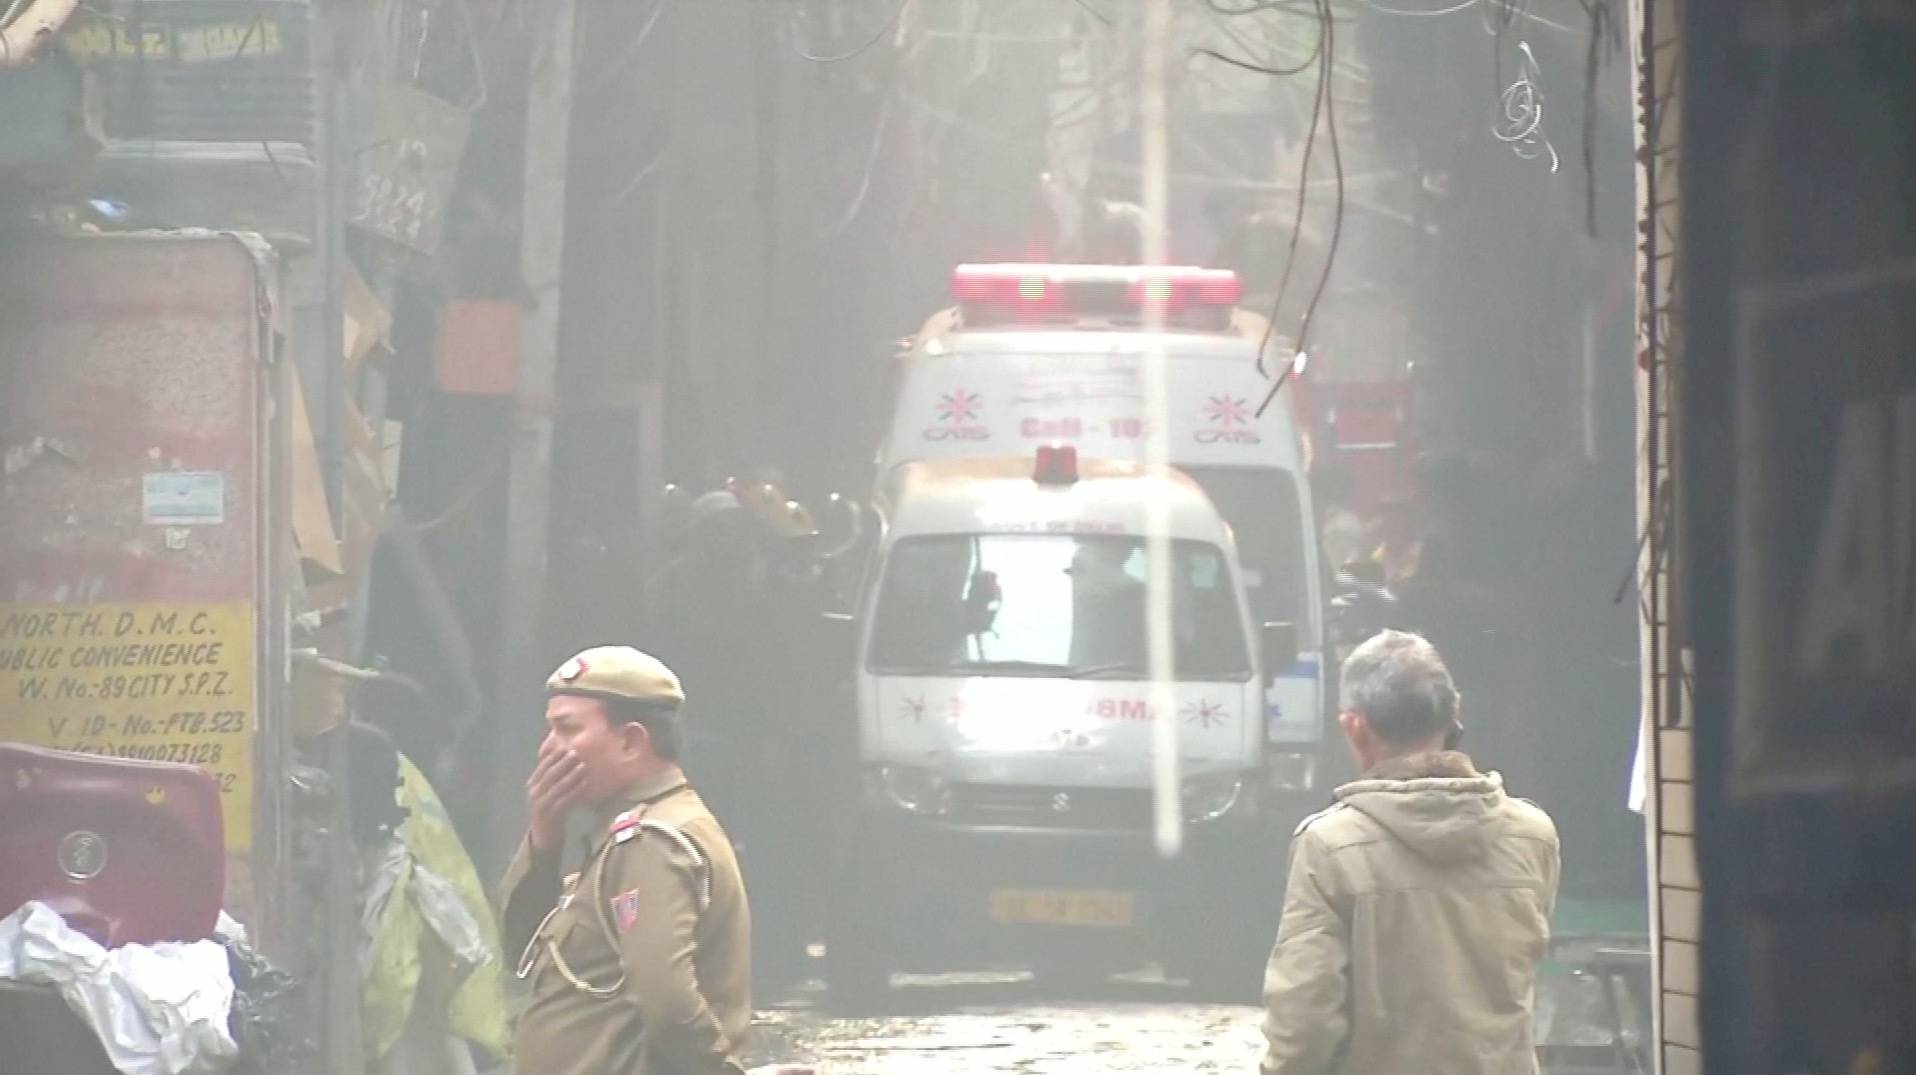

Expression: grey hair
xmin=1339 ymin=629 xmax=1460 ymax=744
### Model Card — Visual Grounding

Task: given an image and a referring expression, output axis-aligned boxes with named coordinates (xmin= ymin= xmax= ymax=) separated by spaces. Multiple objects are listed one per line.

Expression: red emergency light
xmin=951 ymin=264 xmax=1241 ymax=331
xmin=1034 ymin=443 xmax=1079 ymax=485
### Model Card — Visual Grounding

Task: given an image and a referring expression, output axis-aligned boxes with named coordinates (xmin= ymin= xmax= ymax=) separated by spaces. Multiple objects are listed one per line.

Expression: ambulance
xmin=828 ymin=442 xmax=1298 ymax=994
xmin=875 ymin=263 xmax=1328 ymax=798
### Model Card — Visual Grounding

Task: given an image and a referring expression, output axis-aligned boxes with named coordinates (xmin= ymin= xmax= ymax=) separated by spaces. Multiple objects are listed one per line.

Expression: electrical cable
xmin=588 ymin=0 xmax=665 ymax=97
xmin=1290 ymin=0 xmax=1344 ymax=362
xmin=1359 ymin=0 xmax=1479 ymax=15
xmin=1350 ymin=0 xmax=1578 ymax=33
xmin=1203 ymin=0 xmax=1317 ymax=16
xmin=1193 ymin=42 xmax=1320 ymax=77
xmin=793 ymin=0 xmax=907 ymax=64
xmin=1254 ymin=0 xmax=1345 ymax=420
xmin=1252 ymin=0 xmax=1329 ymax=380
xmin=449 ymin=0 xmax=489 ymax=112
xmin=1069 ymin=0 xmax=1114 ymax=27
xmin=822 ymin=99 xmax=892 ymax=237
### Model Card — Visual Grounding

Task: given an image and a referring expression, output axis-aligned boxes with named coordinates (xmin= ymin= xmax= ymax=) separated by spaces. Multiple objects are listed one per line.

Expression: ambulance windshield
xmin=867 ymin=534 xmax=1251 ymax=681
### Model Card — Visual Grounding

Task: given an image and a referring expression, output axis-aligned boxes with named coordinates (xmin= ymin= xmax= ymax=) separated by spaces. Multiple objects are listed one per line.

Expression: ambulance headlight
xmin=1181 ymin=772 xmax=1250 ymax=824
xmin=868 ymin=765 xmax=952 ymax=818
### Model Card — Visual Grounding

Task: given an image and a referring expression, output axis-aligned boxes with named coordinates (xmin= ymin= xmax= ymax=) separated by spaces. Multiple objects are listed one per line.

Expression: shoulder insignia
xmin=610 ymin=809 xmax=644 ymax=844
xmin=609 ymin=889 xmax=640 ymax=934
xmin=1293 ymin=802 xmax=1347 ymax=838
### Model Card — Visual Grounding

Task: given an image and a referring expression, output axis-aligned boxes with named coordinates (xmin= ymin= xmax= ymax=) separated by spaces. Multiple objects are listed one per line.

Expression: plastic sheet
xmin=0 ymin=901 xmax=237 ymax=1075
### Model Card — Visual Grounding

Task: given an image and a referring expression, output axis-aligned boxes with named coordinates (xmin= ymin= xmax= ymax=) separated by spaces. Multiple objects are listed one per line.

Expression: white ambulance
xmin=829 ymin=444 xmax=1298 ymax=994
xmin=875 ymin=263 xmax=1327 ymax=795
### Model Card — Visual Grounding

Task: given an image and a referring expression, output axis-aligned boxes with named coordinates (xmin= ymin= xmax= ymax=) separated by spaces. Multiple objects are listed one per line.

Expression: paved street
xmin=742 ymin=945 xmax=1646 ymax=1074
xmin=747 ymin=972 xmax=1265 ymax=1074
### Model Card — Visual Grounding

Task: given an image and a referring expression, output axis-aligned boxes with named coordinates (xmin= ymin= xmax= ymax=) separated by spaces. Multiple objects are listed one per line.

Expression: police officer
xmin=499 ymin=646 xmax=809 ymax=1075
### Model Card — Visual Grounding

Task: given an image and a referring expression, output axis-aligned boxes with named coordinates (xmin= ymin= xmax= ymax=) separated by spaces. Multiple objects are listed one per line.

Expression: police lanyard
xmin=514 ymin=823 xmax=633 ymax=998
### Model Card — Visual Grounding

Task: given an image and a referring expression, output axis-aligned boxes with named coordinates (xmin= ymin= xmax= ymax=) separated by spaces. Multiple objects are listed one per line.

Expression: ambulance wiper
xmin=953 ymin=659 xmax=1075 ymax=677
xmin=1063 ymin=661 xmax=1149 ymax=679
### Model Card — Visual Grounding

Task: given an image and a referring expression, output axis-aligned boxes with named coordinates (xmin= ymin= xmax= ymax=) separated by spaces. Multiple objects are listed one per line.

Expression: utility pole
xmin=497 ymin=0 xmax=579 ymax=852
xmin=311 ymin=2 xmax=365 ymax=1073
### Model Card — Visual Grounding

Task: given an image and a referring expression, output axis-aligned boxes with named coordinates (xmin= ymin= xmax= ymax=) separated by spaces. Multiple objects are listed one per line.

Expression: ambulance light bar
xmin=951 ymin=264 xmax=1241 ymax=331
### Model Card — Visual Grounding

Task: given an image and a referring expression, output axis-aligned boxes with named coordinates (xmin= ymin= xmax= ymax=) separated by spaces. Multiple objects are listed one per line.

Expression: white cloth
xmin=0 ymin=902 xmax=237 ymax=1075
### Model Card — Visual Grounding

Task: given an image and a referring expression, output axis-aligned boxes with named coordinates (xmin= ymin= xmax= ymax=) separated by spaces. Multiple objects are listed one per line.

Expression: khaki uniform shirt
xmin=501 ymin=768 xmax=752 ymax=1075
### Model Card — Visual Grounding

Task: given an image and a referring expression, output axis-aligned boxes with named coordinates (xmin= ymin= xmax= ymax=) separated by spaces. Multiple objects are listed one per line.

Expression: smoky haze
xmin=366 ymin=0 xmax=1640 ymax=1059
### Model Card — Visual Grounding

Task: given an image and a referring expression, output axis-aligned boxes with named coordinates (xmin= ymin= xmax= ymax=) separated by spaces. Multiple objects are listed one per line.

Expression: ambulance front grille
xmin=950 ymin=784 xmax=1153 ymax=831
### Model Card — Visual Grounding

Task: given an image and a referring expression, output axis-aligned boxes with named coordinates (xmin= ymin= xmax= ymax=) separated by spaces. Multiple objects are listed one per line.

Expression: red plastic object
xmin=1312 ymin=380 xmax=1414 ymax=518
xmin=0 ymin=743 xmax=225 ymax=947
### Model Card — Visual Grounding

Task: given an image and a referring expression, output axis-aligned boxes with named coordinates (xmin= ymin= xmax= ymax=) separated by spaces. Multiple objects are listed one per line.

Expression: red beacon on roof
xmin=1034 ymin=444 xmax=1079 ymax=486
xmin=951 ymin=264 xmax=1241 ymax=331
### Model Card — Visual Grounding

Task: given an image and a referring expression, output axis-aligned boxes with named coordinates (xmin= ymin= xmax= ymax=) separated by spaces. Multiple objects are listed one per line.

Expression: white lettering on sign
xmin=1795 ymin=392 xmax=1916 ymax=677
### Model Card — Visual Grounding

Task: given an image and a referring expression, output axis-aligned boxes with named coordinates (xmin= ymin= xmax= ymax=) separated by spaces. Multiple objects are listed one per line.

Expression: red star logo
xmin=1183 ymin=699 xmax=1228 ymax=729
xmin=902 ymin=696 xmax=927 ymax=722
xmin=1204 ymin=395 xmax=1251 ymax=426
xmin=939 ymin=390 xmax=981 ymax=424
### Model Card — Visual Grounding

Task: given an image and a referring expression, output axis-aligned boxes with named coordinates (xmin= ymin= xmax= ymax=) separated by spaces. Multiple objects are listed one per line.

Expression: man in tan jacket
xmin=1261 ymin=630 xmax=1560 ymax=1075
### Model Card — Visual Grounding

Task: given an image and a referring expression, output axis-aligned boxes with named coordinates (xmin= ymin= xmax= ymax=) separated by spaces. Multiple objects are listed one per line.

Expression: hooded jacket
xmin=1261 ymin=751 xmax=1560 ymax=1075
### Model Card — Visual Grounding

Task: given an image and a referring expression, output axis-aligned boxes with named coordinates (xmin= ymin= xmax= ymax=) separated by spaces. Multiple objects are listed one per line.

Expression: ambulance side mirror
xmin=1261 ymin=621 xmax=1299 ymax=684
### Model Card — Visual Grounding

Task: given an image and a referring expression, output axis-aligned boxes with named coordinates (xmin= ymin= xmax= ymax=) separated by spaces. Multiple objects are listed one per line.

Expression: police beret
xmin=546 ymin=646 xmax=685 ymax=706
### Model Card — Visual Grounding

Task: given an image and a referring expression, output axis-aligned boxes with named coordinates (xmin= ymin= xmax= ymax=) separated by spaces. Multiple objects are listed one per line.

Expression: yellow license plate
xmin=989 ymin=888 xmax=1135 ymax=928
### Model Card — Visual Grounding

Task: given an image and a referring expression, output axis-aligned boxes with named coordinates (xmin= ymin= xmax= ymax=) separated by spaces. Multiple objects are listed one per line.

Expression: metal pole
xmin=1142 ymin=0 xmax=1181 ymax=860
xmin=313 ymin=0 xmax=365 ymax=1068
xmin=498 ymin=0 xmax=579 ymax=853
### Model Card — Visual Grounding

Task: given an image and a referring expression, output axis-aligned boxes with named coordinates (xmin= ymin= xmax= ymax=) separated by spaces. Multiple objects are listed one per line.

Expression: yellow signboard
xmin=63 ymin=19 xmax=284 ymax=63
xmin=0 ymin=603 xmax=256 ymax=849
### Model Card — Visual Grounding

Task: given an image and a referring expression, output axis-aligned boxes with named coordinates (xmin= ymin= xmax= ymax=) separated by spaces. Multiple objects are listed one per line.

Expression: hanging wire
xmin=1203 ymin=0 xmax=1320 ymax=15
xmin=1291 ymin=0 xmax=1345 ymax=359
xmin=1577 ymin=0 xmax=1624 ymax=235
xmin=1069 ymin=0 xmax=1114 ymax=27
xmin=1250 ymin=0 xmax=1346 ymax=419
xmin=1493 ymin=40 xmax=1560 ymax=171
xmin=1241 ymin=0 xmax=1331 ymax=382
xmin=793 ymin=0 xmax=908 ymax=64
xmin=587 ymin=0 xmax=666 ymax=98
xmin=1193 ymin=41 xmax=1321 ymax=77
xmin=448 ymin=0 xmax=489 ymax=112
xmin=822 ymin=100 xmax=893 ymax=237
xmin=1348 ymin=0 xmax=1578 ymax=33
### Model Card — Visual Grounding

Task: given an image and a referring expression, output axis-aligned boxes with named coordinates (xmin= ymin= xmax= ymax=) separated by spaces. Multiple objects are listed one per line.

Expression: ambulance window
xmin=1181 ymin=466 xmax=1313 ymax=637
xmin=867 ymin=535 xmax=1251 ymax=681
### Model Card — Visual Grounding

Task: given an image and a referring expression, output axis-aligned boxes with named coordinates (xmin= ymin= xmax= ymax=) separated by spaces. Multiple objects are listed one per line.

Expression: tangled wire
xmin=1493 ymin=41 xmax=1561 ymax=173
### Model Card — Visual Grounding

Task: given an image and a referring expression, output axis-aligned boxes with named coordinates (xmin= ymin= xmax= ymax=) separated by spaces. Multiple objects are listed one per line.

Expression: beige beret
xmin=546 ymin=646 xmax=685 ymax=705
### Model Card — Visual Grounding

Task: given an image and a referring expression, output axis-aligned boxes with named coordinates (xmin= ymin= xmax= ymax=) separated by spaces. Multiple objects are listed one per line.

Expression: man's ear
xmin=618 ymin=718 xmax=654 ymax=759
xmin=1337 ymin=710 xmax=1365 ymax=743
